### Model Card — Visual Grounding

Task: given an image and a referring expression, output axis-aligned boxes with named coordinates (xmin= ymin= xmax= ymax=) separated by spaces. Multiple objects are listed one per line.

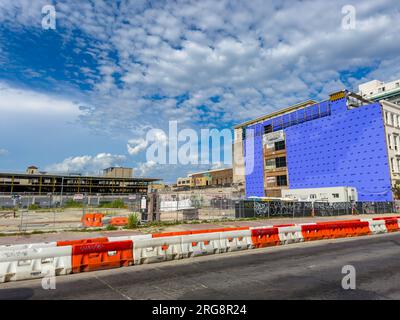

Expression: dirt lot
xmin=0 ymin=208 xmax=131 ymax=233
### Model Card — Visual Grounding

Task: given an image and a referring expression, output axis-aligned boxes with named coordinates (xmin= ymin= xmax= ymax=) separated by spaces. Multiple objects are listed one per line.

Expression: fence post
xmin=311 ymin=202 xmax=315 ymax=217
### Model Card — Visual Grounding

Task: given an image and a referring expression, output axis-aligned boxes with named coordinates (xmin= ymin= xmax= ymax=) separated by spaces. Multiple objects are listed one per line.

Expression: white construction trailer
xmin=281 ymin=186 xmax=358 ymax=203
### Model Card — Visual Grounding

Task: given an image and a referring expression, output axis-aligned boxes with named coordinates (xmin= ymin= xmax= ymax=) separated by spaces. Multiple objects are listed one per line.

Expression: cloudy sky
xmin=0 ymin=0 xmax=399 ymax=182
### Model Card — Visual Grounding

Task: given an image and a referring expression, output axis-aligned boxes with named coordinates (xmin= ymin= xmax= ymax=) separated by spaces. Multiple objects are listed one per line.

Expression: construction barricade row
xmin=1 ymin=216 xmax=400 ymax=283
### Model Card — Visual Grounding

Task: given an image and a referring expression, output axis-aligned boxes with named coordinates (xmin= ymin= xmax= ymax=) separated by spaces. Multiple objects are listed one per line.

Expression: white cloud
xmin=1 ymin=0 xmax=400 ymax=179
xmin=127 ymin=130 xmax=168 ymax=156
xmin=0 ymin=148 xmax=8 ymax=156
xmin=127 ymin=138 xmax=148 ymax=156
xmin=134 ymin=160 xmax=157 ymax=176
xmin=0 ymin=82 xmax=82 ymax=119
xmin=45 ymin=153 xmax=126 ymax=174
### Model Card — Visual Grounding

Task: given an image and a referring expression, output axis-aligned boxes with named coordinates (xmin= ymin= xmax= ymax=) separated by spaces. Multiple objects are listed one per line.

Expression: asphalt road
xmin=1 ymin=232 xmax=400 ymax=300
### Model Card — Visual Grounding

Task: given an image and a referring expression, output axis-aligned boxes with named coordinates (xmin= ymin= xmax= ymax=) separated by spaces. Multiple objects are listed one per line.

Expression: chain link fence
xmin=157 ymin=191 xmax=244 ymax=221
xmin=156 ymin=195 xmax=398 ymax=222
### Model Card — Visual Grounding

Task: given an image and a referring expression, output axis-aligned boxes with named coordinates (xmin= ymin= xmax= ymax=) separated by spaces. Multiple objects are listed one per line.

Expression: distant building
xmin=176 ymin=168 xmax=233 ymax=188
xmin=0 ymin=166 xmax=159 ymax=195
xmin=359 ymin=79 xmax=400 ymax=105
xmin=103 ymin=167 xmax=133 ymax=178
xmin=176 ymin=177 xmax=192 ymax=187
xmin=26 ymin=166 xmax=39 ymax=175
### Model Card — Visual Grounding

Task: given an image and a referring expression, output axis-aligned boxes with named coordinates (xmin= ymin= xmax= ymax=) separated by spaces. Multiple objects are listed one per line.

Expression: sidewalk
xmin=0 ymin=213 xmax=398 ymax=246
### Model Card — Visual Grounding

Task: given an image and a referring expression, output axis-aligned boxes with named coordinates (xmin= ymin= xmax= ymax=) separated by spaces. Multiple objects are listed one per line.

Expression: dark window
xmin=275 ymin=156 xmax=287 ymax=168
xmin=332 ymin=193 xmax=340 ymax=198
xmin=277 ymin=175 xmax=287 ymax=186
xmin=264 ymin=125 xmax=272 ymax=134
xmin=275 ymin=140 xmax=285 ymax=151
xmin=242 ymin=128 xmax=246 ymax=140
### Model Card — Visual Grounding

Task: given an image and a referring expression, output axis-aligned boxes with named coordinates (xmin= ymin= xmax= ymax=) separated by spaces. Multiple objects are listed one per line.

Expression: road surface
xmin=1 ymin=232 xmax=400 ymax=300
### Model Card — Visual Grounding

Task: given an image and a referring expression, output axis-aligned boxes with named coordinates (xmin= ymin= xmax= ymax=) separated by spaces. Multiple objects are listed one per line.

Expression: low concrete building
xmin=0 ymin=166 xmax=159 ymax=195
xmin=176 ymin=168 xmax=233 ymax=189
xmin=359 ymin=79 xmax=400 ymax=105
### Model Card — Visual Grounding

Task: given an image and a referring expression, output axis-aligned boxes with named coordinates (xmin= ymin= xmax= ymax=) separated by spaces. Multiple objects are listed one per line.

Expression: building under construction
xmin=0 ymin=166 xmax=160 ymax=195
xmin=233 ymin=89 xmax=400 ymax=201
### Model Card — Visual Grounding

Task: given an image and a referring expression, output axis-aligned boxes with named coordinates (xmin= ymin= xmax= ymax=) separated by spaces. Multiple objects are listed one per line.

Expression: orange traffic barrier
xmin=302 ymin=221 xmax=370 ymax=241
xmin=372 ymin=216 xmax=400 ymax=220
xmin=273 ymin=224 xmax=295 ymax=228
xmin=81 ymin=213 xmax=104 ymax=227
xmin=251 ymin=227 xmax=280 ymax=248
xmin=301 ymin=224 xmax=326 ymax=241
xmin=57 ymin=237 xmax=108 ymax=247
xmin=383 ymin=218 xmax=400 ymax=232
xmin=316 ymin=219 xmax=361 ymax=225
xmin=72 ymin=241 xmax=133 ymax=273
xmin=110 ymin=217 xmax=129 ymax=226
xmin=152 ymin=230 xmax=192 ymax=238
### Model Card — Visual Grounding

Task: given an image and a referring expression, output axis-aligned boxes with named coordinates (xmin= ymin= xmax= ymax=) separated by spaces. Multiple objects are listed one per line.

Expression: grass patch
xmin=28 ymin=204 xmax=40 ymax=211
xmin=63 ymin=200 xmax=83 ymax=208
xmin=98 ymin=199 xmax=127 ymax=209
xmin=127 ymin=213 xmax=140 ymax=229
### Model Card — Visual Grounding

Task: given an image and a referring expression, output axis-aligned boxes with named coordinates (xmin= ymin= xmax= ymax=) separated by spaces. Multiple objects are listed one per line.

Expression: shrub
xmin=28 ymin=204 xmax=40 ymax=210
xmin=64 ymin=200 xmax=83 ymax=208
xmin=99 ymin=199 xmax=126 ymax=209
xmin=105 ymin=224 xmax=118 ymax=231
xmin=127 ymin=213 xmax=140 ymax=229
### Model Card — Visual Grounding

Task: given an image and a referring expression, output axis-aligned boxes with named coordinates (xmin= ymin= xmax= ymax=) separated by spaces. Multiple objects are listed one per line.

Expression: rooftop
xmin=0 ymin=170 xmax=160 ymax=182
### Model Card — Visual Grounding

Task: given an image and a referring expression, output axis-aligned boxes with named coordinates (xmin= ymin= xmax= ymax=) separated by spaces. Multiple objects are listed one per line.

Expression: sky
xmin=0 ymin=0 xmax=399 ymax=183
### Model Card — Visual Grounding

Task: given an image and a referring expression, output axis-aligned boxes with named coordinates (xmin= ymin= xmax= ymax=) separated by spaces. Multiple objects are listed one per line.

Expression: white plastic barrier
xmin=108 ymin=234 xmax=152 ymax=242
xmin=182 ymin=232 xmax=226 ymax=257
xmin=0 ymin=242 xmax=57 ymax=252
xmin=278 ymin=226 xmax=304 ymax=245
xmin=0 ymin=246 xmax=72 ymax=283
xmin=219 ymin=230 xmax=253 ymax=252
xmin=132 ymin=230 xmax=255 ymax=265
xmin=133 ymin=236 xmax=183 ymax=264
xmin=362 ymin=219 xmax=387 ymax=234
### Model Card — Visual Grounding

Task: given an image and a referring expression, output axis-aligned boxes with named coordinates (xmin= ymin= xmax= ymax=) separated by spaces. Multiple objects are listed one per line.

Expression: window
xmin=391 ymin=114 xmax=395 ymax=126
xmin=388 ymin=134 xmax=392 ymax=149
xmin=385 ymin=112 xmax=389 ymax=124
xmin=277 ymin=175 xmax=287 ymax=186
xmin=391 ymin=158 xmax=395 ymax=172
xmin=395 ymin=135 xmax=399 ymax=151
xmin=332 ymin=193 xmax=340 ymax=198
xmin=275 ymin=156 xmax=287 ymax=168
xmin=265 ymin=159 xmax=275 ymax=170
xmin=264 ymin=124 xmax=272 ymax=134
xmin=275 ymin=140 xmax=285 ymax=151
xmin=310 ymin=194 xmax=317 ymax=199
xmin=266 ymin=176 xmax=276 ymax=186
xmin=397 ymin=159 xmax=400 ymax=173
